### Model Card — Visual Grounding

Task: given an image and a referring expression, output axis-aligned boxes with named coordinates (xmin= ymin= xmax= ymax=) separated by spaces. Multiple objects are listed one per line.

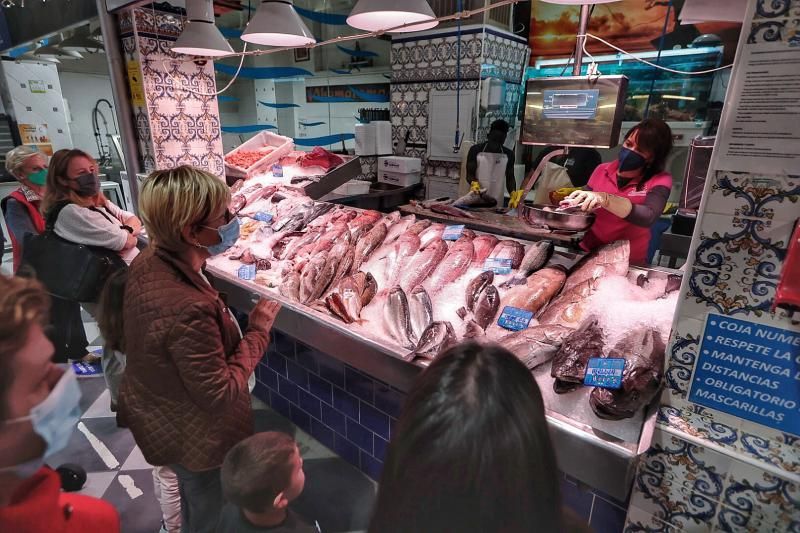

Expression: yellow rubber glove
xmin=470 ymin=180 xmax=482 ymax=193
xmin=509 ymin=190 xmax=525 ymax=209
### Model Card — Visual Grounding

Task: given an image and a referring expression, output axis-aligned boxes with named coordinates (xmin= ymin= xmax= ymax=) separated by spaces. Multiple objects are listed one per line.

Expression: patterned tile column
xmin=118 ymin=5 xmax=225 ymax=177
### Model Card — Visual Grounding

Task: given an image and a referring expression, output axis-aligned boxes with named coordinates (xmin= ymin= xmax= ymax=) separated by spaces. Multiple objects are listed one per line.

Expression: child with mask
xmin=218 ymin=432 xmax=317 ymax=533
xmin=0 ymin=274 xmax=120 ymax=532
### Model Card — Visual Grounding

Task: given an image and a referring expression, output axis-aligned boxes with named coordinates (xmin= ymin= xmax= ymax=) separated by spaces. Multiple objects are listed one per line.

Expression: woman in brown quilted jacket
xmin=118 ymin=166 xmax=281 ymax=533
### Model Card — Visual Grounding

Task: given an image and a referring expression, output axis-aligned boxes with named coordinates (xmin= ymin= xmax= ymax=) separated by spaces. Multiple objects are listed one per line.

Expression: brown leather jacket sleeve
xmin=166 ymin=301 xmax=270 ymax=412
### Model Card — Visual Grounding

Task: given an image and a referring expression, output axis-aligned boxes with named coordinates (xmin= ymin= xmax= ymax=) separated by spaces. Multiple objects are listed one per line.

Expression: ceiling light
xmin=242 ymin=0 xmax=315 ymax=47
xmin=347 ymin=0 xmax=438 ymax=32
xmin=34 ymin=45 xmax=83 ymax=60
xmin=173 ymin=0 xmax=234 ymax=56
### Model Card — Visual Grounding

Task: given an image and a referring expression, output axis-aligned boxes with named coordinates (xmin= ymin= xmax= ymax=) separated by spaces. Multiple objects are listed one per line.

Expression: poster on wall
xmin=126 ymin=60 xmax=146 ymax=107
xmin=306 ymin=83 xmax=390 ymax=103
xmin=714 ymin=1 xmax=800 ymax=174
xmin=18 ymin=124 xmax=53 ymax=156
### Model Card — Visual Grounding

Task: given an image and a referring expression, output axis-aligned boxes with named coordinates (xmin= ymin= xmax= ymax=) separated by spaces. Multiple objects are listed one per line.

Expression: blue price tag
xmin=497 ymin=306 xmax=534 ymax=331
xmin=442 ymin=225 xmax=465 ymax=241
xmin=584 ymin=358 xmax=625 ymax=389
xmin=484 ymin=257 xmax=513 ymax=275
xmin=253 ymin=212 xmax=273 ymax=222
xmin=272 ymin=163 xmax=284 ymax=177
xmin=237 ymin=264 xmax=256 ymax=280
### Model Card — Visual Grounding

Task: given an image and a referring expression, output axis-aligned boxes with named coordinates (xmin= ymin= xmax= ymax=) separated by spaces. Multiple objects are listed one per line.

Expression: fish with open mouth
xmin=412 ymin=321 xmax=457 ymax=361
xmin=500 ymin=241 xmax=554 ymax=288
xmin=408 ymin=286 xmax=433 ymax=341
xmin=499 ymin=324 xmax=574 ymax=370
xmin=384 ymin=287 xmax=417 ymax=350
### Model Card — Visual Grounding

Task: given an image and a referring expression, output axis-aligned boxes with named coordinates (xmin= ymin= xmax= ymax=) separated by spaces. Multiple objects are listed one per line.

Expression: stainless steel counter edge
xmin=206 ymin=264 xmax=643 ymax=502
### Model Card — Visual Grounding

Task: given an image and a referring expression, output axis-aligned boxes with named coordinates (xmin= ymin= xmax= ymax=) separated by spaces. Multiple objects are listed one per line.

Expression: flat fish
xmin=563 ymin=240 xmax=630 ymax=291
xmin=413 ymin=321 xmax=457 ymax=361
xmin=488 ymin=239 xmax=525 ymax=269
xmin=384 ymin=233 xmax=422 ymax=288
xmin=589 ymin=329 xmax=666 ymax=420
xmin=471 ymin=235 xmax=500 ymax=266
xmin=384 ymin=287 xmax=416 ymax=349
xmin=500 ymin=241 xmax=554 ymax=288
xmin=502 ymin=266 xmax=567 ymax=314
xmin=406 ymin=219 xmax=432 ymax=235
xmin=465 ymin=271 xmax=494 ymax=311
xmin=551 ymin=317 xmax=604 ymax=394
xmin=399 ymin=240 xmax=448 ymax=292
xmin=473 ymin=284 xmax=500 ymax=330
xmin=427 ymin=238 xmax=474 ymax=292
xmin=418 ymin=224 xmax=445 ymax=250
xmin=353 ymin=222 xmax=389 ymax=271
xmin=384 ymin=214 xmax=416 ymax=245
xmin=499 ymin=324 xmax=574 ymax=370
xmin=408 ymin=286 xmax=433 ymax=341
xmin=537 ymin=278 xmax=598 ymax=327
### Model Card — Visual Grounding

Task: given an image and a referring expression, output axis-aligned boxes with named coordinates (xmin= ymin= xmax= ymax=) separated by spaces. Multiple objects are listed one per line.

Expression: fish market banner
xmin=688 ymin=313 xmax=800 ymax=436
xmin=306 ymin=83 xmax=390 ymax=103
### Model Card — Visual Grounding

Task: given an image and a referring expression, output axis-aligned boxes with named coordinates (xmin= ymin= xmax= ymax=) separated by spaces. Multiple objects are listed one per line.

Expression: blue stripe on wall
xmin=294 ymin=133 xmax=354 ymax=146
xmin=336 ymin=44 xmax=378 ymax=58
xmin=299 ymin=121 xmax=326 ymax=127
xmin=347 ymin=85 xmax=389 ymax=103
xmin=294 ymin=5 xmax=348 ymax=25
xmin=215 ymin=64 xmax=314 ymax=79
xmin=222 ymin=124 xmax=277 ymax=133
xmin=259 ymin=101 xmax=301 ymax=109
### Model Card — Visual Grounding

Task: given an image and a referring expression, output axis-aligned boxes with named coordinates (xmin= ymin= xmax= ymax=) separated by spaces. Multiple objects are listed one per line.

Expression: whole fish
xmin=326 ymin=272 xmax=376 ymax=323
xmin=384 ymin=214 xmax=416 ymax=245
xmin=299 ymin=255 xmax=336 ymax=303
xmin=471 ymin=235 xmax=500 ymax=265
xmin=429 ymin=202 xmax=478 ymax=219
xmin=349 ymin=210 xmax=382 ymax=229
xmin=307 ymin=205 xmax=344 ymax=229
xmin=551 ymin=317 xmax=604 ymax=394
xmin=353 ymin=271 xmax=378 ymax=306
xmin=281 ymin=271 xmax=301 ymax=301
xmin=563 ymin=240 xmax=630 ymax=291
xmin=473 ymin=284 xmax=500 ymax=330
xmin=384 ymin=287 xmax=416 ymax=349
xmin=310 ymin=223 xmax=350 ymax=256
xmin=408 ymin=286 xmax=433 ymax=341
xmin=460 ymin=228 xmax=476 ymax=240
xmin=427 ymin=238 xmax=475 ymax=292
xmin=537 ymin=278 xmax=598 ymax=327
xmin=412 ymin=321 xmax=457 ymax=361
xmin=418 ymin=224 xmax=445 ymax=250
xmin=452 ymin=189 xmax=497 ymax=209
xmin=327 ymin=237 xmax=352 ymax=265
xmin=589 ymin=328 xmax=666 ymax=420
xmin=305 ymin=202 xmax=335 ymax=225
xmin=399 ymin=240 xmax=448 ymax=292
xmin=328 ymin=245 xmax=356 ymax=291
xmin=329 ymin=209 xmax=359 ymax=225
xmin=500 ymin=241 xmax=554 ymax=288
xmin=465 ymin=271 xmax=494 ymax=311
xmin=488 ymin=240 xmax=526 ymax=269
xmin=281 ymin=230 xmax=321 ymax=260
xmin=407 ymin=219 xmax=432 ymax=235
xmin=384 ymin=233 xmax=422 ymax=288
xmin=353 ymin=222 xmax=389 ymax=271
xmin=499 ymin=324 xmax=574 ymax=370
xmin=384 ymin=211 xmax=402 ymax=224
xmin=502 ymin=266 xmax=567 ymax=314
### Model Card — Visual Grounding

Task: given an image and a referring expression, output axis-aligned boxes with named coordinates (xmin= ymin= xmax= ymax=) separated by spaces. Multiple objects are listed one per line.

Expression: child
xmin=218 ymin=432 xmax=316 ymax=532
xmin=96 ymin=270 xmax=181 ymax=533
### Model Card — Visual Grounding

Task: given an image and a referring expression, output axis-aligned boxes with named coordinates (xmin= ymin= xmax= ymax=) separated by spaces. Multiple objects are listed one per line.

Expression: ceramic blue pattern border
xmin=664 ymin=333 xmax=698 ymax=397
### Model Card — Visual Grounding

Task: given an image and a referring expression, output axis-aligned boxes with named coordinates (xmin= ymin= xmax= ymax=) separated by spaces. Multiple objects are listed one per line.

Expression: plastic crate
xmin=224 ymin=131 xmax=294 ymax=178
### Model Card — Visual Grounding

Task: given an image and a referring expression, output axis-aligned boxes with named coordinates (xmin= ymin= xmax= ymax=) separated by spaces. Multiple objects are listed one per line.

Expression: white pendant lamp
xmin=242 ymin=0 xmax=315 ymax=47
xmin=60 ymin=32 xmax=105 ymax=53
xmin=173 ymin=0 xmax=234 ymax=56
xmin=33 ymin=45 xmax=83 ymax=60
xmin=347 ymin=0 xmax=438 ymax=33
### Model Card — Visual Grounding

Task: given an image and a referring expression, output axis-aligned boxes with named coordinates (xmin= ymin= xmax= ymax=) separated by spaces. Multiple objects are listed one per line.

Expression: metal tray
xmin=519 ymin=203 xmax=596 ymax=231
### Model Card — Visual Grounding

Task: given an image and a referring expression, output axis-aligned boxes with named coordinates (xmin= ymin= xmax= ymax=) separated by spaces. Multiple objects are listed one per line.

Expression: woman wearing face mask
xmin=0 ymin=274 xmax=120 ymax=532
xmin=119 ymin=165 xmax=281 ymax=533
xmin=562 ymin=118 xmax=674 ymax=265
xmin=41 ymin=148 xmax=141 ymax=266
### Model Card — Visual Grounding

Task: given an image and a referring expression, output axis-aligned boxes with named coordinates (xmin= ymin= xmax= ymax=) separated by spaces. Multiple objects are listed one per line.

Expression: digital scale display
xmin=542 ymin=89 xmax=600 ymax=120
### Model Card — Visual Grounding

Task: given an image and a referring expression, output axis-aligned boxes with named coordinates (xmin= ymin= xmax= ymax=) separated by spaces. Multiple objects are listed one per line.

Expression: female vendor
xmin=563 ymin=118 xmax=673 ymax=265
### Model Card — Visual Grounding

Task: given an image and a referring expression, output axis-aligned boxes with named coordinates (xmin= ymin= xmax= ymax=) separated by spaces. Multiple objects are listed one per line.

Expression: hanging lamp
xmin=173 ymin=0 xmax=234 ymax=56
xmin=346 ymin=0 xmax=438 ymax=33
xmin=241 ymin=0 xmax=315 ymax=47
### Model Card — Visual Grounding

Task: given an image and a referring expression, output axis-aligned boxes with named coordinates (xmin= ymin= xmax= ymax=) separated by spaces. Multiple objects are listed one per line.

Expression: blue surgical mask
xmin=202 ymin=217 xmax=240 ymax=256
xmin=0 ymin=368 xmax=82 ymax=477
xmin=618 ymin=147 xmax=648 ymax=172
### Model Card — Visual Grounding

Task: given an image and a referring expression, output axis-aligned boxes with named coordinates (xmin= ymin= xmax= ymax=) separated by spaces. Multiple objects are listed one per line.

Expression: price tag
xmin=497 ymin=306 xmax=534 ymax=331
xmin=253 ymin=212 xmax=273 ymax=222
xmin=442 ymin=224 xmax=465 ymax=241
xmin=237 ymin=264 xmax=256 ymax=280
xmin=584 ymin=358 xmax=625 ymax=389
xmin=484 ymin=257 xmax=513 ymax=275
xmin=272 ymin=163 xmax=284 ymax=177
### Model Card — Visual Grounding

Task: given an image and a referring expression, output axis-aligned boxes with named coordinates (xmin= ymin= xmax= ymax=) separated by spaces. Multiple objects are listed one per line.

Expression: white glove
xmin=562 ymin=190 xmax=633 ymax=218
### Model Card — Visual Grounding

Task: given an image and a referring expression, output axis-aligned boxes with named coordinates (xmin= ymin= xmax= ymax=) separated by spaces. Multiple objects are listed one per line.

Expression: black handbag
xmin=20 ymin=202 xmax=128 ymax=303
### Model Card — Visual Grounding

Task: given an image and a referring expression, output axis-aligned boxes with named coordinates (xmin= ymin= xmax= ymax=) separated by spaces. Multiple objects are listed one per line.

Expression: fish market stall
xmin=203 ymin=175 xmax=681 ymax=500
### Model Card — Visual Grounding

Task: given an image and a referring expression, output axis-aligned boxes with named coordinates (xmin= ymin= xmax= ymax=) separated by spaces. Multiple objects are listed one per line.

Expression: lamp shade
xmin=241 ymin=0 xmax=315 ymax=47
xmin=60 ymin=33 xmax=105 ymax=53
xmin=33 ymin=45 xmax=83 ymax=60
xmin=172 ymin=0 xmax=234 ymax=56
xmin=347 ymin=0 xmax=438 ymax=33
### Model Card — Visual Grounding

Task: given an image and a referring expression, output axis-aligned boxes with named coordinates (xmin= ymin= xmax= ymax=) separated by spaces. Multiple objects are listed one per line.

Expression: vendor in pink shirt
xmin=562 ymin=118 xmax=673 ymax=265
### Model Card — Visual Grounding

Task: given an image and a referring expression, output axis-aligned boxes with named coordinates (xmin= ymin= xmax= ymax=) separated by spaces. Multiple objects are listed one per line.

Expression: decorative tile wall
xmin=118 ymin=6 xmax=225 ymax=177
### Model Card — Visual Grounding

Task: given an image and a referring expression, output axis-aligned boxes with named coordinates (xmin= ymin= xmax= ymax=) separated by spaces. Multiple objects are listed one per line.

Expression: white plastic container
xmin=355 ymin=123 xmax=377 ymax=156
xmin=378 ymin=169 xmax=421 ymax=187
xmin=374 ymin=121 xmax=392 ymax=155
xmin=331 ymin=180 xmax=371 ymax=195
xmin=378 ymin=156 xmax=422 ymax=174
xmin=224 ymin=131 xmax=294 ymax=178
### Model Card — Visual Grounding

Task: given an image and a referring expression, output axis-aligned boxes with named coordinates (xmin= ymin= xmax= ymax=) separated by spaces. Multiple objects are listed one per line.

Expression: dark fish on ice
xmin=299 ymin=255 xmax=336 ymax=304
xmin=384 ymin=287 xmax=417 ymax=349
xmin=551 ymin=318 xmax=604 ymax=394
xmin=500 ymin=241 xmax=554 ymax=288
xmin=499 ymin=324 xmax=574 ymax=370
xmin=412 ymin=321 xmax=457 ymax=361
xmin=563 ymin=240 xmax=630 ymax=291
xmin=488 ymin=239 xmax=525 ymax=269
xmin=465 ymin=271 xmax=494 ymax=311
xmin=473 ymin=284 xmax=500 ymax=330
xmin=590 ymin=329 xmax=666 ymax=420
xmin=328 ymin=245 xmax=355 ymax=291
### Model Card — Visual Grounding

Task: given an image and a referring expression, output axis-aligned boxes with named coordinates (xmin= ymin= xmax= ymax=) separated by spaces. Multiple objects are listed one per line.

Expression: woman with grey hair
xmin=1 ymin=146 xmax=93 ymax=364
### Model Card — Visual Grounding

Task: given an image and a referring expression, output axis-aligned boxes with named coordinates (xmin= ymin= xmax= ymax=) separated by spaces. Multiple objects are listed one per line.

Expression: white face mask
xmin=0 ymin=369 xmax=82 ymax=477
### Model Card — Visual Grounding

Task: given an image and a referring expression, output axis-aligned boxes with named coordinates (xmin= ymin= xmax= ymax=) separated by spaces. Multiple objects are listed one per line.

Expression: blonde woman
xmin=42 ymin=149 xmax=141 ymax=265
xmin=119 ymin=165 xmax=280 ymax=533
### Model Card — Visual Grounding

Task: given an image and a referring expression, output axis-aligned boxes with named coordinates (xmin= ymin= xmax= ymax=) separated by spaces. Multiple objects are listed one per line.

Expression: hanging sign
xmin=688 ymin=313 xmax=800 ymax=436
